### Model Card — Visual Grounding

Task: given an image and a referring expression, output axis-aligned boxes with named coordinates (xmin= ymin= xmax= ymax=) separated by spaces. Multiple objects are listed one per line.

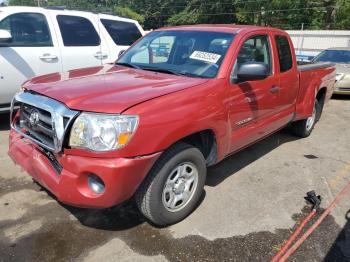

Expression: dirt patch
xmin=0 ymin=176 xmax=35 ymax=198
xmin=0 ymin=200 xmax=347 ymax=262
xmin=116 ymin=206 xmax=345 ymax=262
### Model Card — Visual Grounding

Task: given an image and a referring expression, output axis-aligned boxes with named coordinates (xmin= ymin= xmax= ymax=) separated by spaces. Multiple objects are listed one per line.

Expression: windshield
xmin=117 ymin=30 xmax=235 ymax=78
xmin=313 ymin=50 xmax=350 ymax=64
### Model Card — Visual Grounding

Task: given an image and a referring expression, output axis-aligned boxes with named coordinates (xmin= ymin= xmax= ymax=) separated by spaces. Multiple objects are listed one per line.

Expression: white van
xmin=0 ymin=6 xmax=144 ymax=112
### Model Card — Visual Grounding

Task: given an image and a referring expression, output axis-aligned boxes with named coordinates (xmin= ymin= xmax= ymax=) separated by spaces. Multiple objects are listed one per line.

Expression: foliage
xmin=167 ymin=0 xmax=237 ymax=25
xmin=167 ymin=7 xmax=200 ymax=26
xmin=114 ymin=6 xmax=144 ymax=25
xmin=335 ymin=0 xmax=350 ymax=29
xmin=7 ymin=0 xmax=350 ymax=30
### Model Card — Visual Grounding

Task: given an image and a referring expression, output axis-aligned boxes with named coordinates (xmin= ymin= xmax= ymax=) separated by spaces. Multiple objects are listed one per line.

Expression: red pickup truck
xmin=9 ymin=25 xmax=335 ymax=226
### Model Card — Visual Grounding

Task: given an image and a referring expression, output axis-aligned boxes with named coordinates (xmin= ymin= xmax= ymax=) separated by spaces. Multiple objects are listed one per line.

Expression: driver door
xmin=226 ymin=33 xmax=280 ymax=152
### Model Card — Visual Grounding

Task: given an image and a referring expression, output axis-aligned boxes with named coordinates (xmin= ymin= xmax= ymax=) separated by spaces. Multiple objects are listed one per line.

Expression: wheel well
xmin=316 ymin=87 xmax=327 ymax=120
xmin=179 ymin=130 xmax=217 ymax=166
xmin=316 ymin=87 xmax=327 ymax=105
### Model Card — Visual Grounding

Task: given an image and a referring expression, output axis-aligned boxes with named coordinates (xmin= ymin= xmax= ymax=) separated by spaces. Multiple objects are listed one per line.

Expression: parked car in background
xmin=0 ymin=6 xmax=144 ymax=112
xmin=296 ymin=54 xmax=315 ymax=64
xmin=313 ymin=48 xmax=350 ymax=95
xmin=9 ymin=25 xmax=335 ymax=226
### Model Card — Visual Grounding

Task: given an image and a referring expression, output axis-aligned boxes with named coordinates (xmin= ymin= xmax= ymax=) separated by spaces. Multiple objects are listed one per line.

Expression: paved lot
xmin=1 ymin=96 xmax=350 ymax=262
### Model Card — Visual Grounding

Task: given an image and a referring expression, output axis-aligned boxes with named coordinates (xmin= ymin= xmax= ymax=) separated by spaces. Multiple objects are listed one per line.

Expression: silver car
xmin=313 ymin=48 xmax=350 ymax=95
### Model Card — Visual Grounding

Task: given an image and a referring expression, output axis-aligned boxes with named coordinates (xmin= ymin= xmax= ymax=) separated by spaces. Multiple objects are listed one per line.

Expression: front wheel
xmin=291 ymin=99 xmax=321 ymax=138
xmin=135 ymin=142 xmax=206 ymax=226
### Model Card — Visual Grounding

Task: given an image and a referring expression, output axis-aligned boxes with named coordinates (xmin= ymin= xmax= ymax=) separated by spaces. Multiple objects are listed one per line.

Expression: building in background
xmin=287 ymin=30 xmax=350 ymax=60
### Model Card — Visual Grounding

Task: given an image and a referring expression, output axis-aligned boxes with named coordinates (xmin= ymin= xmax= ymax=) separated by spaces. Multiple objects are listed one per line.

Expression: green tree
xmin=114 ymin=6 xmax=145 ymax=25
xmin=335 ymin=0 xmax=350 ymax=29
xmin=167 ymin=0 xmax=238 ymax=26
xmin=9 ymin=0 xmax=35 ymax=6
xmin=167 ymin=7 xmax=199 ymax=26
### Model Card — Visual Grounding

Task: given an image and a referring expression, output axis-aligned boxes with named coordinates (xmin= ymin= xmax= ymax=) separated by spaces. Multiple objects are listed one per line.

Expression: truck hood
xmin=23 ymin=64 xmax=209 ymax=113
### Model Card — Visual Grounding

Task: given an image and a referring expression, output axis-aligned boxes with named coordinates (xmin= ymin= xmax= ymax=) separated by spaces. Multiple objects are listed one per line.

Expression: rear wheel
xmin=291 ymin=99 xmax=321 ymax=138
xmin=135 ymin=142 xmax=206 ymax=226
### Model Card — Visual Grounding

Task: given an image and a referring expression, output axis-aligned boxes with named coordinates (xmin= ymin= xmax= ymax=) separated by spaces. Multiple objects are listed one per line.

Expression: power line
xmin=165 ymin=0 xmax=270 ymax=8
xmin=156 ymin=5 xmax=337 ymax=17
xmin=116 ymin=0 xmax=275 ymax=10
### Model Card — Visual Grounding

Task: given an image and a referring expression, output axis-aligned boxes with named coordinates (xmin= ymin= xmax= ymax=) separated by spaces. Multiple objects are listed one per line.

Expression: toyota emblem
xmin=29 ymin=110 xmax=40 ymax=126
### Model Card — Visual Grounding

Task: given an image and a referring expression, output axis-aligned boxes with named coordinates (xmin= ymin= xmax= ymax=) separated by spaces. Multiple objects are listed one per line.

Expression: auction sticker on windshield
xmin=190 ymin=51 xmax=221 ymax=64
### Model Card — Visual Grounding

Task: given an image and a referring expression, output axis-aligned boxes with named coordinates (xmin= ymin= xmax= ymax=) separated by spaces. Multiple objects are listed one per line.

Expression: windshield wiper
xmin=141 ymin=67 xmax=184 ymax=76
xmin=141 ymin=68 xmax=206 ymax=78
xmin=176 ymin=71 xmax=209 ymax=78
xmin=115 ymin=62 xmax=141 ymax=69
xmin=116 ymin=64 xmax=207 ymax=78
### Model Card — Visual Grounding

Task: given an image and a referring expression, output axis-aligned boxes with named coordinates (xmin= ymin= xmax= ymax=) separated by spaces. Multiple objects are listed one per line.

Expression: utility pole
xmin=295 ymin=23 xmax=304 ymax=56
xmin=299 ymin=23 xmax=304 ymax=56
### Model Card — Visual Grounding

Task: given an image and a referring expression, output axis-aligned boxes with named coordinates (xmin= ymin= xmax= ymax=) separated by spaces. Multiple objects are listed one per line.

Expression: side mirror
xmin=237 ymin=62 xmax=269 ymax=82
xmin=0 ymin=29 xmax=12 ymax=42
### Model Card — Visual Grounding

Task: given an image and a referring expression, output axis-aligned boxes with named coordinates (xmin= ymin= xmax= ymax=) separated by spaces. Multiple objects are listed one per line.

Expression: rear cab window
xmin=57 ymin=15 xmax=100 ymax=46
xmin=0 ymin=12 xmax=52 ymax=47
xmin=275 ymin=35 xmax=293 ymax=72
xmin=101 ymin=19 xmax=142 ymax=46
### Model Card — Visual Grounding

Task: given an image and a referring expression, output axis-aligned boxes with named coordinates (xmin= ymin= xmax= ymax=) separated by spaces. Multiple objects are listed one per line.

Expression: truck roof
xmin=156 ymin=24 xmax=287 ymax=34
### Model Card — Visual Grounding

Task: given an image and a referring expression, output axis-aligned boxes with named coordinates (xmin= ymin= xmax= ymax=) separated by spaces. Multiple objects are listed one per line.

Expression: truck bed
xmin=298 ymin=62 xmax=335 ymax=72
xmin=295 ymin=62 xmax=336 ymax=120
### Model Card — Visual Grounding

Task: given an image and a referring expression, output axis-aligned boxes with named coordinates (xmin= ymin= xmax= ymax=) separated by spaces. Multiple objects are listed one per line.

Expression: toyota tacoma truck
xmin=8 ymin=25 xmax=336 ymax=226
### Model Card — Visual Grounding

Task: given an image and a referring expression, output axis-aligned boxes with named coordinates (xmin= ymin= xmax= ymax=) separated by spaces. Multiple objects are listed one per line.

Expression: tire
xmin=291 ymin=99 xmax=321 ymax=138
xmin=135 ymin=142 xmax=206 ymax=226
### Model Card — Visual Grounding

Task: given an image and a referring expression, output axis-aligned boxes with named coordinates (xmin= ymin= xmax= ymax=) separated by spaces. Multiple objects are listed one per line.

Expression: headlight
xmin=69 ymin=113 xmax=138 ymax=151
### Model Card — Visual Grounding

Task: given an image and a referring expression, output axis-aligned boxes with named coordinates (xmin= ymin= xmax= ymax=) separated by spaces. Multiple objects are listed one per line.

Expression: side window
xmin=0 ymin=12 xmax=52 ymax=47
xmin=231 ymin=35 xmax=271 ymax=81
xmin=101 ymin=19 xmax=142 ymax=46
xmin=57 ymin=15 xmax=100 ymax=46
xmin=236 ymin=35 xmax=272 ymax=73
xmin=275 ymin=35 xmax=293 ymax=72
xmin=130 ymin=36 xmax=175 ymax=64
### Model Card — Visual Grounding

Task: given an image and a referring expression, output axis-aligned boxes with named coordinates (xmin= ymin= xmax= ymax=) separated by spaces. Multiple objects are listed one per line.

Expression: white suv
xmin=0 ymin=6 xmax=144 ymax=112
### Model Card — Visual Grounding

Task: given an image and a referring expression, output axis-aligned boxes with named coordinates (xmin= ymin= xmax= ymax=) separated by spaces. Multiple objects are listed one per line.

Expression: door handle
xmin=94 ymin=52 xmax=108 ymax=60
xmin=270 ymin=86 xmax=280 ymax=93
xmin=39 ymin=54 xmax=58 ymax=61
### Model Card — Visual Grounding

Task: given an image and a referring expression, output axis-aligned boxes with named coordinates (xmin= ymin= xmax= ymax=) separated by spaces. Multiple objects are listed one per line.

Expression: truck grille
xmin=20 ymin=103 xmax=56 ymax=149
xmin=11 ymin=92 xmax=78 ymax=153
